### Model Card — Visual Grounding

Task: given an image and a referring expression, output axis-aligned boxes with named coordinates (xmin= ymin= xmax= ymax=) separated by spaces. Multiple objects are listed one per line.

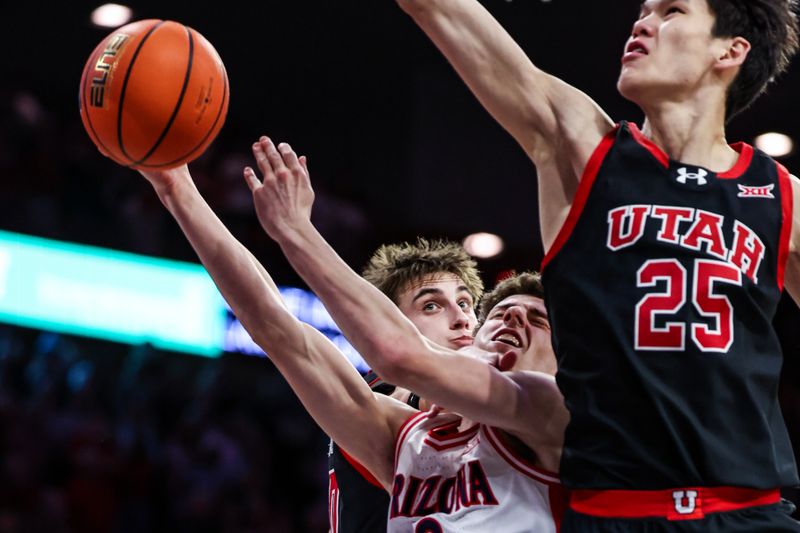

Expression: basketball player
xmin=245 ymin=137 xmax=569 ymax=530
xmin=380 ymin=0 xmax=800 ymax=530
xmin=328 ymin=238 xmax=484 ymax=533
xmin=137 ymin=159 xmax=568 ymax=531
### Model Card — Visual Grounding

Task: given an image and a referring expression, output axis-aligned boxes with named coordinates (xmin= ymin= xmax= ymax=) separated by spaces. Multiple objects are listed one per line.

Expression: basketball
xmin=79 ymin=20 xmax=229 ymax=169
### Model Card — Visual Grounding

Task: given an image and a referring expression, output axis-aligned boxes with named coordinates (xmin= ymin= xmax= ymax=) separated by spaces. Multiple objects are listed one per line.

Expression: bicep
xmin=267 ymin=323 xmax=411 ymax=487
xmin=390 ymin=347 xmax=539 ymax=428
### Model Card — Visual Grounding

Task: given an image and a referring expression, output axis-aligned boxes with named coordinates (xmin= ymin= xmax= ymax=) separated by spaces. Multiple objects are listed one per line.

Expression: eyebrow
xmin=639 ymin=0 xmax=658 ymax=15
xmin=412 ymin=287 xmax=443 ymax=302
xmin=411 ymin=285 xmax=472 ymax=303
xmin=491 ymin=302 xmax=548 ymax=319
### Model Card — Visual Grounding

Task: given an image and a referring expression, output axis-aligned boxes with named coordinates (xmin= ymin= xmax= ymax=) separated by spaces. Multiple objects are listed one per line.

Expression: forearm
xmin=397 ymin=0 xmax=555 ymax=150
xmin=153 ymin=177 xmax=290 ymax=347
xmin=274 ymin=221 xmax=430 ymax=379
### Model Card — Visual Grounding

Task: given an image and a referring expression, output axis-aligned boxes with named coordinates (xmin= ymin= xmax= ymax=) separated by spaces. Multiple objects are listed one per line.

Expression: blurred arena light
xmin=463 ymin=232 xmax=504 ymax=259
xmin=0 ymin=230 xmax=366 ymax=367
xmin=754 ymin=132 xmax=793 ymax=157
xmin=91 ymin=3 xmax=133 ymax=28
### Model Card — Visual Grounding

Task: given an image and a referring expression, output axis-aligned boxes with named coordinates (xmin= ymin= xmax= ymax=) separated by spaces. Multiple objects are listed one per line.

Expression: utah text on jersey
xmin=606 ymin=204 xmax=771 ymax=353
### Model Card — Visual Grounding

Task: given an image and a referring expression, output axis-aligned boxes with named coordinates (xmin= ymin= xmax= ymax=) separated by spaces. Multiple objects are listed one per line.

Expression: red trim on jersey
xmin=717 ymin=143 xmax=753 ymax=179
xmin=339 ymin=447 xmax=384 ymax=489
xmin=777 ymin=163 xmax=794 ymax=291
xmin=569 ymin=487 xmax=780 ymax=521
xmin=541 ymin=125 xmax=619 ymax=270
xmin=483 ymin=426 xmax=560 ymax=485
xmin=423 ymin=419 xmax=479 ymax=451
xmin=394 ymin=411 xmax=429 ymax=472
xmin=328 ymin=469 xmax=339 ymax=533
xmin=628 ymin=124 xmax=753 ymax=179
xmin=628 ymin=122 xmax=669 ymax=168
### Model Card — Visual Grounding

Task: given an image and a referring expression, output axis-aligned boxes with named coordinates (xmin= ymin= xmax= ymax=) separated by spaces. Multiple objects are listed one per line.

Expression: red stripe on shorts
xmin=569 ymin=487 xmax=780 ymax=521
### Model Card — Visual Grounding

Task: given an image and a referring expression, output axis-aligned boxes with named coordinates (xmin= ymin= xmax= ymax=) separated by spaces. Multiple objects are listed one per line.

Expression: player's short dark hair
xmin=707 ymin=0 xmax=799 ymax=119
xmin=476 ymin=272 xmax=544 ymax=329
xmin=362 ymin=238 xmax=484 ymax=304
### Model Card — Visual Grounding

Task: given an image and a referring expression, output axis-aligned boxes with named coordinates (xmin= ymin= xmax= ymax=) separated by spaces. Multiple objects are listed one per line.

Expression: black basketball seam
xmin=117 ymin=20 xmax=166 ymax=164
xmin=136 ymin=51 xmax=229 ymax=169
xmin=132 ymin=25 xmax=195 ymax=166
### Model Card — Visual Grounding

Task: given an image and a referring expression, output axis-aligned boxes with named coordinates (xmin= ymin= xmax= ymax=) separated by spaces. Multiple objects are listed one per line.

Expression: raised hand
xmin=244 ymin=136 xmax=314 ymax=241
xmin=137 ymin=164 xmax=191 ymax=199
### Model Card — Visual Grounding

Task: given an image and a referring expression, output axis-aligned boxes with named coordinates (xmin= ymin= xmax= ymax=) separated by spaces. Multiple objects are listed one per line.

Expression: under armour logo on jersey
xmin=737 ymin=184 xmax=775 ymax=199
xmin=676 ymin=167 xmax=708 ymax=185
xmin=672 ymin=490 xmax=698 ymax=515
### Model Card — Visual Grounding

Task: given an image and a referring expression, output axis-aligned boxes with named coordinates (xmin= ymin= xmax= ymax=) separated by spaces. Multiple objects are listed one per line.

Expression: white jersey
xmin=388 ymin=411 xmax=566 ymax=532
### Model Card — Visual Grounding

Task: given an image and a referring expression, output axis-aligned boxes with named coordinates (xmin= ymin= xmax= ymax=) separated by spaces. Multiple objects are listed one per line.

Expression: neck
xmin=638 ymin=89 xmax=738 ymax=172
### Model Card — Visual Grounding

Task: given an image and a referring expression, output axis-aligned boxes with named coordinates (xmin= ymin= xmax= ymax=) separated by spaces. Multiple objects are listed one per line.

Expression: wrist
xmin=273 ymin=217 xmax=315 ymax=248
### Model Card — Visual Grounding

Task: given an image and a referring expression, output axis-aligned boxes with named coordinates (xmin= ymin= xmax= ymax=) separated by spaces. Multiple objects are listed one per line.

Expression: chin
xmin=617 ymin=74 xmax=648 ymax=108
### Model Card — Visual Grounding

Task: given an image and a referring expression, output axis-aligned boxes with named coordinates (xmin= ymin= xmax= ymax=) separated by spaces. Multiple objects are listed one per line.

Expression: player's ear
xmin=716 ymin=36 xmax=750 ymax=70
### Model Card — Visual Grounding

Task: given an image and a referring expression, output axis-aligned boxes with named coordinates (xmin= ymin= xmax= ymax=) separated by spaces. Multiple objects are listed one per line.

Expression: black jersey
xmin=328 ymin=440 xmax=388 ymax=533
xmin=541 ymin=122 xmax=798 ymax=490
xmin=327 ymin=371 xmax=394 ymax=533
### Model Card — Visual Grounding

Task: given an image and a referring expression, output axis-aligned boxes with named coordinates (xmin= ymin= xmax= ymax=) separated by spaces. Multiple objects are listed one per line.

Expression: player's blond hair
xmin=362 ymin=238 xmax=484 ymax=303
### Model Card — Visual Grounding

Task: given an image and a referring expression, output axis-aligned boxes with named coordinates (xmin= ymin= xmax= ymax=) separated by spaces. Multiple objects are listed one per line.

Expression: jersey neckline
xmin=627 ymin=122 xmax=754 ymax=179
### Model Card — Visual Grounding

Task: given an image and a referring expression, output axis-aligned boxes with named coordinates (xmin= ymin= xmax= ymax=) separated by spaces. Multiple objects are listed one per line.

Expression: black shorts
xmin=562 ymin=500 xmax=800 ymax=533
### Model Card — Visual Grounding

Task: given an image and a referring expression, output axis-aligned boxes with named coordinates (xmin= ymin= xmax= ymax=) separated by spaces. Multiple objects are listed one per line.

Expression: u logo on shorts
xmin=672 ymin=490 xmax=698 ymax=515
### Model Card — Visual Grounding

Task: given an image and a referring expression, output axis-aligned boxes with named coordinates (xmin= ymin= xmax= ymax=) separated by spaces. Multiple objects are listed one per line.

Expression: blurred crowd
xmin=0 ymin=84 xmax=364 ymax=533
xmin=0 ymin=326 xmax=329 ymax=533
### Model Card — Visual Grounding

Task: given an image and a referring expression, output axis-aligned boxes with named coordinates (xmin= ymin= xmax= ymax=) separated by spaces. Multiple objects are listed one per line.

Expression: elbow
xmin=366 ymin=339 xmax=420 ymax=386
xmin=397 ymin=0 xmax=433 ymax=18
xmin=245 ymin=313 xmax=301 ymax=358
xmin=372 ymin=339 xmax=425 ymax=388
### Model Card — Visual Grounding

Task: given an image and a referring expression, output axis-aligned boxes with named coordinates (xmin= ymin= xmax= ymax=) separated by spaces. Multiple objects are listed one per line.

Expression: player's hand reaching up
xmin=138 ymin=164 xmax=192 ymax=200
xmin=244 ymin=136 xmax=314 ymax=241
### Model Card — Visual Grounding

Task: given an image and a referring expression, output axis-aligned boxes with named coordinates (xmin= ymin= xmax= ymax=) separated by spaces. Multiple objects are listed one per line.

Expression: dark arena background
xmin=0 ymin=1 xmax=798 ymax=531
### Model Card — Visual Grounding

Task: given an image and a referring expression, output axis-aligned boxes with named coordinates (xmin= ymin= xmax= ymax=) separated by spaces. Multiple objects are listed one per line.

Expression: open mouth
xmin=626 ymin=40 xmax=649 ymax=55
xmin=493 ymin=332 xmax=522 ymax=348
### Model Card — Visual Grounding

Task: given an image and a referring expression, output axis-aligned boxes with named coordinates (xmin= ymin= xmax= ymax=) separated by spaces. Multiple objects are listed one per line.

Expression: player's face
xmin=473 ymin=294 xmax=556 ymax=375
xmin=618 ymin=0 xmax=727 ymax=106
xmin=396 ymin=273 xmax=478 ymax=350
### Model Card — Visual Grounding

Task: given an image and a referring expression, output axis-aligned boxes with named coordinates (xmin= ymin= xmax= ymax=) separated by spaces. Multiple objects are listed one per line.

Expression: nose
xmin=631 ymin=15 xmax=655 ymax=39
xmin=503 ymin=306 xmax=526 ymax=328
xmin=451 ymin=306 xmax=472 ymax=331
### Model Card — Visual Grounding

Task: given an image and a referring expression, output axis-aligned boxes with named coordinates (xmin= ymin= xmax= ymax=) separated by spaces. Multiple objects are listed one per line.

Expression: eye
xmin=458 ymin=299 xmax=473 ymax=311
xmin=666 ymin=5 xmax=685 ymax=15
xmin=422 ymin=302 xmax=441 ymax=312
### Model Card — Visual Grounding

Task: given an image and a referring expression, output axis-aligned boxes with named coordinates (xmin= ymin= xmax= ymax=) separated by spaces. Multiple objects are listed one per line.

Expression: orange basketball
xmin=79 ymin=20 xmax=229 ymax=169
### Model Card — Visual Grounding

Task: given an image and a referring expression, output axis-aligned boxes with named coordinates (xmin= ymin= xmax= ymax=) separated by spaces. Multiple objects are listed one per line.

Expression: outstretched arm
xmin=786 ymin=175 xmax=800 ymax=305
xmin=139 ymin=166 xmax=412 ymax=488
xmin=395 ymin=0 xmax=614 ymax=249
xmin=398 ymin=0 xmax=611 ymax=157
xmin=245 ymin=139 xmax=566 ymax=467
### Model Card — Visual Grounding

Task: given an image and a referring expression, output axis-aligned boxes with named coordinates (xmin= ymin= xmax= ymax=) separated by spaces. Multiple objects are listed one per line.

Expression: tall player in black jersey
xmin=389 ymin=0 xmax=800 ymax=531
xmin=328 ymin=239 xmax=484 ymax=533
